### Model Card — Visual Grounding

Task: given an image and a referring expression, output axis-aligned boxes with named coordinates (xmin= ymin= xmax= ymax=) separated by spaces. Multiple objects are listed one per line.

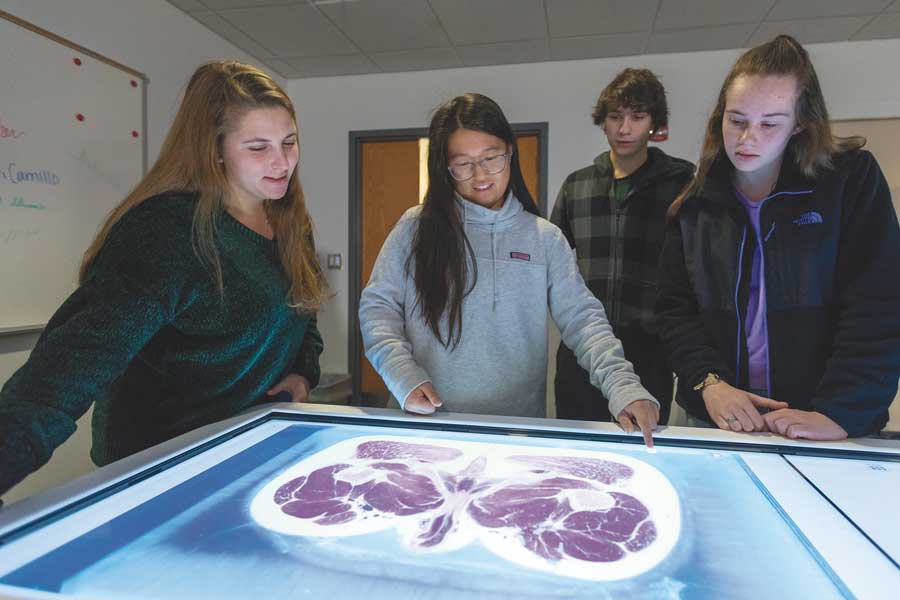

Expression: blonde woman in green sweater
xmin=0 ymin=61 xmax=327 ymax=496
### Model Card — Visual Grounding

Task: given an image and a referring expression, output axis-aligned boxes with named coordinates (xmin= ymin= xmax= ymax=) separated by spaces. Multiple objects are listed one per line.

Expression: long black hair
xmin=408 ymin=93 xmax=539 ymax=350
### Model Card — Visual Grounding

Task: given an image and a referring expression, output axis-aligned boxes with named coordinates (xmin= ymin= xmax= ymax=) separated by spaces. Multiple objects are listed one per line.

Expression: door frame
xmin=347 ymin=122 xmax=549 ymax=405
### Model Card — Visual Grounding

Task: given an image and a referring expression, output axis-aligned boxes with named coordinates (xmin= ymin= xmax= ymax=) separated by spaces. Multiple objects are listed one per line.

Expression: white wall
xmin=290 ymin=38 xmax=900 ymax=376
xmin=0 ymin=0 xmax=276 ymax=505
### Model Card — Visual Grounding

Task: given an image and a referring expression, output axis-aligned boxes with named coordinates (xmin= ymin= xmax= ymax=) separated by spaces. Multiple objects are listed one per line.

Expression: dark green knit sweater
xmin=0 ymin=193 xmax=322 ymax=494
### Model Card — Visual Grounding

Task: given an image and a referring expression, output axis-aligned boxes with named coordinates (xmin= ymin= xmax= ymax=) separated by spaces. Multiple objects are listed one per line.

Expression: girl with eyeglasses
xmin=359 ymin=93 xmax=658 ymax=445
xmin=657 ymin=35 xmax=900 ymax=440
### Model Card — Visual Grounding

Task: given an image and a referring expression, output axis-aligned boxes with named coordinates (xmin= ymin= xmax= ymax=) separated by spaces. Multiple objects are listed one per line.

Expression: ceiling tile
xmin=768 ymin=0 xmax=892 ymax=21
xmin=260 ymin=58 xmax=301 ymax=78
xmin=646 ymin=23 xmax=756 ymax=54
xmin=368 ymin=47 xmax=462 ymax=72
xmin=190 ymin=11 xmax=276 ymax=58
xmin=430 ymin=0 xmax=546 ymax=45
xmin=749 ymin=15 xmax=874 ymax=45
xmin=168 ymin=0 xmax=900 ymax=79
xmin=219 ymin=4 xmax=357 ymax=57
xmin=166 ymin=0 xmax=208 ymax=11
xmin=656 ymin=0 xmax=772 ymax=30
xmin=851 ymin=12 xmax=900 ymax=39
xmin=551 ymin=32 xmax=646 ymax=60
xmin=546 ymin=0 xmax=658 ymax=37
xmin=457 ymin=39 xmax=550 ymax=67
xmin=315 ymin=0 xmax=449 ymax=52
xmin=201 ymin=0 xmax=304 ymax=8
xmin=284 ymin=54 xmax=380 ymax=77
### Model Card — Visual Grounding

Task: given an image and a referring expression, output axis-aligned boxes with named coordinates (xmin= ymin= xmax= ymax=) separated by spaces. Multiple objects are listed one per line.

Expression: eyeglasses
xmin=447 ymin=152 xmax=510 ymax=182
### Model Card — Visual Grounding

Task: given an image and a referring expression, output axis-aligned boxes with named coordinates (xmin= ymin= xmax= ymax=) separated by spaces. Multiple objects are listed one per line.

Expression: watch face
xmin=694 ymin=374 xmax=718 ymax=391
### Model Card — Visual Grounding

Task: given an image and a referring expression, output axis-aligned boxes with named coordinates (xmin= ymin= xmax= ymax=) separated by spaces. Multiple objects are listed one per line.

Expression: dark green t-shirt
xmin=611 ymin=175 xmax=632 ymax=210
xmin=610 ymin=153 xmax=653 ymax=210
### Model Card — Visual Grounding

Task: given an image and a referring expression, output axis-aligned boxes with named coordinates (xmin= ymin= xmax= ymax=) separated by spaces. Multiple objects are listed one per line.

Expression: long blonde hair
xmin=79 ymin=61 xmax=327 ymax=311
xmin=669 ymin=35 xmax=864 ymax=218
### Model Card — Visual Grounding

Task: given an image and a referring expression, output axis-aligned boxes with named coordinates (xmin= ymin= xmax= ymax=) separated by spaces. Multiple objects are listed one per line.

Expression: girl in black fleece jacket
xmin=657 ymin=35 xmax=900 ymax=440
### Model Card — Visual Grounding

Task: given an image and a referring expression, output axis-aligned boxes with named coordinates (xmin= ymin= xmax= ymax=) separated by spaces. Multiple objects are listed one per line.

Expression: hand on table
xmin=763 ymin=409 xmax=848 ymax=441
xmin=702 ymin=382 xmax=788 ymax=432
xmin=403 ymin=382 xmax=443 ymax=415
xmin=266 ymin=374 xmax=310 ymax=403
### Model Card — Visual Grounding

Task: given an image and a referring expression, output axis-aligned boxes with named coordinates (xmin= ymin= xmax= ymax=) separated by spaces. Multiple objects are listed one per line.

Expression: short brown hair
xmin=592 ymin=68 xmax=669 ymax=129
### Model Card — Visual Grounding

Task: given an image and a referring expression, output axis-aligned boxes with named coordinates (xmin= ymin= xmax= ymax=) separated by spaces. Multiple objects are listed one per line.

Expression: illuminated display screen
xmin=0 ymin=414 xmax=895 ymax=599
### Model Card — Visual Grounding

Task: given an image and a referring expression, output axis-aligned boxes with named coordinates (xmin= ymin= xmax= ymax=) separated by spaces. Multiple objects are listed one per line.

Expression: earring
xmin=217 ymin=157 xmax=224 ymax=163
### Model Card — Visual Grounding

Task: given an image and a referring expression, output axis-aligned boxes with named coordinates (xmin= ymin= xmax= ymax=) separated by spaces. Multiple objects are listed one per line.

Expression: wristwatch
xmin=693 ymin=372 xmax=723 ymax=392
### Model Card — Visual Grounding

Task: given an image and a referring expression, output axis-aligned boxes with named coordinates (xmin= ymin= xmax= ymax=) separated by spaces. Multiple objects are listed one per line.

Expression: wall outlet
xmin=327 ymin=253 xmax=342 ymax=270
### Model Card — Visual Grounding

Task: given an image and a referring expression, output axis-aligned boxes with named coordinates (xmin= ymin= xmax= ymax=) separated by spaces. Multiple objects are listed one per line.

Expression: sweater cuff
xmin=0 ymin=425 xmax=39 ymax=497
xmin=293 ymin=350 xmax=321 ymax=389
xmin=813 ymin=399 xmax=887 ymax=438
xmin=387 ymin=367 xmax=432 ymax=410
xmin=607 ymin=388 xmax=659 ymax=421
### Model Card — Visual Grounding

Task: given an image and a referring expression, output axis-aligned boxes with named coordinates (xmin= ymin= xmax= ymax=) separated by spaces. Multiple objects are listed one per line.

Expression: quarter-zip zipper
xmin=755 ymin=196 xmax=773 ymax=395
xmin=609 ymin=206 xmax=624 ymax=326
xmin=607 ymin=182 xmax=633 ymax=327
xmin=733 ymin=225 xmax=748 ymax=384
xmin=759 ymin=189 xmax=812 ymax=393
xmin=758 ymin=221 xmax=772 ymax=395
xmin=735 ymin=187 xmax=813 ymax=391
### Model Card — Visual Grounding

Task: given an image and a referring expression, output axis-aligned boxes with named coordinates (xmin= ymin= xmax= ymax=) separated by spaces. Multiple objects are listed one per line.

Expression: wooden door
xmin=360 ymin=139 xmax=420 ymax=398
xmin=517 ymin=133 xmax=540 ymax=206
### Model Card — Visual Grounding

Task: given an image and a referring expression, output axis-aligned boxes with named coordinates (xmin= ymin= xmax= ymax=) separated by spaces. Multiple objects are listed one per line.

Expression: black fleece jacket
xmin=656 ymin=149 xmax=900 ymax=436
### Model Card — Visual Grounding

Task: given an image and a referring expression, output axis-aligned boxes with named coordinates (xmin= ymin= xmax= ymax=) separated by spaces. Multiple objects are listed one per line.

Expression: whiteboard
xmin=0 ymin=11 xmax=145 ymax=333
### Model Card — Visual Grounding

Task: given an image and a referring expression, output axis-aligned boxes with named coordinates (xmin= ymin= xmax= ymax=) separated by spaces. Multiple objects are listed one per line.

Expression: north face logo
xmin=793 ymin=211 xmax=823 ymax=225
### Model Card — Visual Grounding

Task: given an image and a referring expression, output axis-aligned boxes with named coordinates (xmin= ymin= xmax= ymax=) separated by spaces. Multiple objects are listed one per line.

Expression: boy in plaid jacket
xmin=551 ymin=68 xmax=693 ymax=423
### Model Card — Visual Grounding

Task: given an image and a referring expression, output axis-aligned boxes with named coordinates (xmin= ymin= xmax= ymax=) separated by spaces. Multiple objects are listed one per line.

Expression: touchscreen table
xmin=0 ymin=407 xmax=897 ymax=599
